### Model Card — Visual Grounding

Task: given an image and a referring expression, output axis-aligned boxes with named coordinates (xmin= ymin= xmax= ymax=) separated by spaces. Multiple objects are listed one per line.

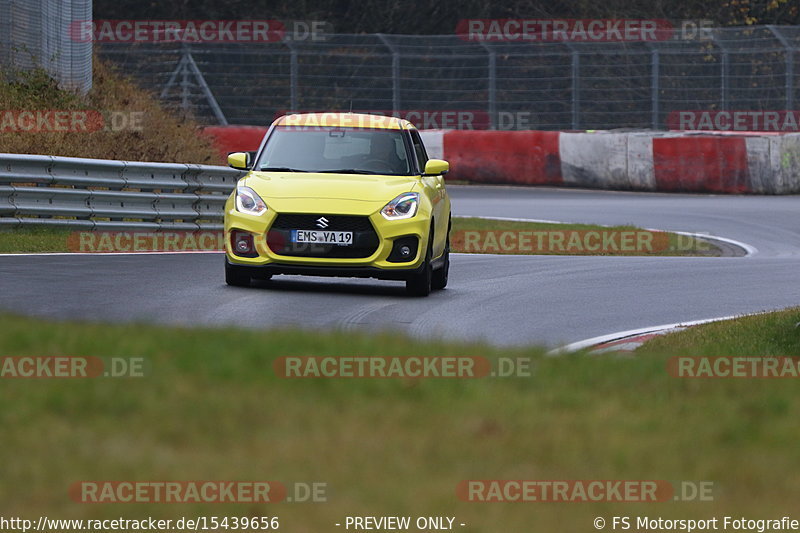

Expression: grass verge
xmin=0 ymin=226 xmax=73 ymax=254
xmin=636 ymin=307 xmax=800 ymax=356
xmin=0 ymin=311 xmax=798 ymax=529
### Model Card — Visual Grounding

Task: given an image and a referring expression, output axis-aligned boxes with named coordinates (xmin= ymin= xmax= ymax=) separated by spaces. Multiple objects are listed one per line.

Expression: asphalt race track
xmin=1 ymin=186 xmax=798 ymax=348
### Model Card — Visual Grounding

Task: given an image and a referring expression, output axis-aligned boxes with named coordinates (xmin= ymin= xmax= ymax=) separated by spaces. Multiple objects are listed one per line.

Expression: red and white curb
xmin=548 ymin=313 xmax=757 ymax=356
xmin=587 ymin=330 xmax=683 ymax=354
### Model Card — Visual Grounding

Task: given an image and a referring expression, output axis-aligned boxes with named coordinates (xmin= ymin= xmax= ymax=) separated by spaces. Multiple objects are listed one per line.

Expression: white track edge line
xmin=547 ymin=311 xmax=767 ymax=356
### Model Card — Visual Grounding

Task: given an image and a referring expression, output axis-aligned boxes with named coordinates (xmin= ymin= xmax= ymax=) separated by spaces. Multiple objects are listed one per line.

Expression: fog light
xmin=387 ymin=236 xmax=419 ymax=263
xmin=230 ymin=230 xmax=258 ymax=258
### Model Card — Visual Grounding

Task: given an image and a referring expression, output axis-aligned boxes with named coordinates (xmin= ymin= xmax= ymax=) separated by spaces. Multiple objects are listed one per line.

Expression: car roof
xmin=274 ymin=112 xmax=415 ymax=130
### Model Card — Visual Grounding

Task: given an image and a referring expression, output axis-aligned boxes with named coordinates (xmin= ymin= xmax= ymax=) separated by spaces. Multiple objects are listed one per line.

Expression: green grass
xmin=452 ymin=217 xmax=722 ymax=256
xmin=637 ymin=307 xmax=800 ymax=356
xmin=0 ymin=226 xmax=73 ymax=253
xmin=1 ymin=311 xmax=799 ymax=530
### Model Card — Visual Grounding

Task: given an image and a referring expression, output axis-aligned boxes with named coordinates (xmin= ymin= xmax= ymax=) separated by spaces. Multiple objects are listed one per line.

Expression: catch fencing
xmin=0 ymin=0 xmax=92 ymax=93
xmin=98 ymin=26 xmax=800 ymax=130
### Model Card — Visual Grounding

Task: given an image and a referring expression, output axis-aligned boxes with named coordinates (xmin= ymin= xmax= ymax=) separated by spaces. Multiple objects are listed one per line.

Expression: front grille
xmin=271 ymin=214 xmax=373 ymax=232
xmin=267 ymin=214 xmax=380 ymax=259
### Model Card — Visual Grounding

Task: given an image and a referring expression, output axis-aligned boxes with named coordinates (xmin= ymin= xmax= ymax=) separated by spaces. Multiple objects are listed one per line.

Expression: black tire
xmin=225 ymin=259 xmax=252 ymax=287
xmin=406 ymin=231 xmax=433 ymax=297
xmin=431 ymin=223 xmax=450 ymax=291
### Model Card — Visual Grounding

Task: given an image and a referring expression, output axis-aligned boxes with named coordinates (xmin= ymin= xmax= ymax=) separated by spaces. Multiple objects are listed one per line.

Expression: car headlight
xmin=235 ymin=186 xmax=267 ymax=215
xmin=381 ymin=193 xmax=419 ymax=220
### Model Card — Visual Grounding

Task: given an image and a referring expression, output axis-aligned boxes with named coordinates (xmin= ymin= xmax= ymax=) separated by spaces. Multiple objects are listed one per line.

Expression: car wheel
xmin=225 ymin=259 xmax=252 ymax=287
xmin=431 ymin=223 xmax=450 ymax=291
xmin=406 ymin=231 xmax=433 ymax=297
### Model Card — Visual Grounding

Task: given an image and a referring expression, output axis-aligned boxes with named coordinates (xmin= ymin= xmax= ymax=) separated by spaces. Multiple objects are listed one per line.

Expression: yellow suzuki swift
xmin=224 ymin=113 xmax=451 ymax=296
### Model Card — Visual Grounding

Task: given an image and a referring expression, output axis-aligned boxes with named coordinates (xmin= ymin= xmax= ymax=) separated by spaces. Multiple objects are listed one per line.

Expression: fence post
xmin=721 ymin=51 xmax=730 ymax=111
xmin=567 ymin=44 xmax=581 ymax=130
xmin=181 ymin=45 xmax=190 ymax=112
xmin=480 ymin=42 xmax=497 ymax=129
xmin=649 ymin=46 xmax=660 ymax=129
xmin=285 ymin=41 xmax=298 ymax=112
xmin=712 ymin=35 xmax=730 ymax=112
xmin=377 ymin=34 xmax=400 ymax=114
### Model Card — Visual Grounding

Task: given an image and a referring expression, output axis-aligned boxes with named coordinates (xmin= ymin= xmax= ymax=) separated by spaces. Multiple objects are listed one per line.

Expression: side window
xmin=410 ymin=130 xmax=428 ymax=172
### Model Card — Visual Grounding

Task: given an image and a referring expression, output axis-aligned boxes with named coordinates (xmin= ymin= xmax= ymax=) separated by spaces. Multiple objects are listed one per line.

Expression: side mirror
xmin=423 ymin=159 xmax=449 ymax=176
xmin=228 ymin=152 xmax=250 ymax=170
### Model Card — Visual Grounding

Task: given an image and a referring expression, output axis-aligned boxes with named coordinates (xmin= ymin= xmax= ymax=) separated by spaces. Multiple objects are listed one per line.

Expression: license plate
xmin=291 ymin=230 xmax=353 ymax=246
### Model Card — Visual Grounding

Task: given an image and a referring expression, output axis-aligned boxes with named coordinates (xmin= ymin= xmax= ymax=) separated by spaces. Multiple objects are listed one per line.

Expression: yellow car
xmin=224 ymin=112 xmax=451 ymax=296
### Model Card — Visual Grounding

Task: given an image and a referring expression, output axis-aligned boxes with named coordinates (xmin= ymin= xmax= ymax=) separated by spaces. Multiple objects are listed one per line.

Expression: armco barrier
xmin=0 ymin=154 xmax=245 ymax=230
xmin=202 ymin=127 xmax=800 ymax=194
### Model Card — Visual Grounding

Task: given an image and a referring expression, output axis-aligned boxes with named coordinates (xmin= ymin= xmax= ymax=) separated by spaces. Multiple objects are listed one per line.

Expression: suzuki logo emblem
xmin=316 ymin=216 xmax=329 ymax=229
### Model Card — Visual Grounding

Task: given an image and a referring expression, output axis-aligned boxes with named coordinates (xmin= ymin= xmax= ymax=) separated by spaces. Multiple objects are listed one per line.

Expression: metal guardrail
xmin=0 ymin=154 xmax=245 ymax=230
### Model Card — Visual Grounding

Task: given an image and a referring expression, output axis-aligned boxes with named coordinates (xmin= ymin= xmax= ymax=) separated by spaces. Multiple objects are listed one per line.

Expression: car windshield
xmin=256 ymin=126 xmax=412 ymax=175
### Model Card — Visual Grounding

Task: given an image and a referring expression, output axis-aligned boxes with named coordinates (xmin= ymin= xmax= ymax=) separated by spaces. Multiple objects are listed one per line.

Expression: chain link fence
xmin=0 ymin=0 xmax=92 ymax=94
xmin=96 ymin=26 xmax=800 ymax=130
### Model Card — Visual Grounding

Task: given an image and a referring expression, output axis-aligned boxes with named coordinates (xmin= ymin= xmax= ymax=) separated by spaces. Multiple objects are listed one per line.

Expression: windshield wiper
xmin=260 ymin=167 xmax=309 ymax=172
xmin=317 ymin=169 xmax=381 ymax=175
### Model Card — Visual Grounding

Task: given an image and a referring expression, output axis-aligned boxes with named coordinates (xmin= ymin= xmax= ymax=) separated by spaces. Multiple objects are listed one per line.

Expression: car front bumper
xmin=224 ymin=203 xmax=431 ymax=276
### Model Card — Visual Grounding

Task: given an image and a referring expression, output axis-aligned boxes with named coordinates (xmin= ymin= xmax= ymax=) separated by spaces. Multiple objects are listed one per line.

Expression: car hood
xmin=243 ymin=172 xmax=420 ymax=203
